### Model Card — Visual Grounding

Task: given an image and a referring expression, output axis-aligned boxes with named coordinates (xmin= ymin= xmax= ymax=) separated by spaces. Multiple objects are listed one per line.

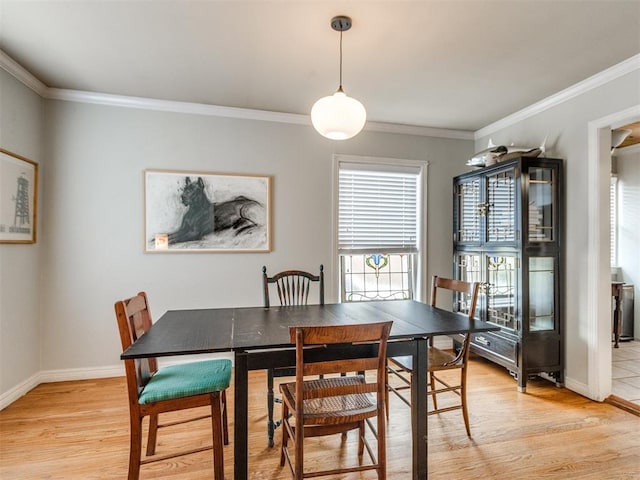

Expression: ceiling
xmin=1 ymin=1 xmax=639 ymax=133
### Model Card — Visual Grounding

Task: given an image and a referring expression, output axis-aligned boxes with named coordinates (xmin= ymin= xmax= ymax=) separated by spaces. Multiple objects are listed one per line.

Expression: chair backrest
xmin=262 ymin=265 xmax=324 ymax=308
xmin=430 ymin=275 xmax=479 ymax=320
xmin=114 ymin=292 xmax=158 ymax=403
xmin=290 ymin=322 xmax=393 ymax=408
xmin=430 ymin=276 xmax=480 ymax=363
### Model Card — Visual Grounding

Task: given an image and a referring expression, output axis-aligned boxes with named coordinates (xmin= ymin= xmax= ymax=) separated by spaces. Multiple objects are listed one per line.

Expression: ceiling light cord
xmin=338 ymin=29 xmax=343 ymax=93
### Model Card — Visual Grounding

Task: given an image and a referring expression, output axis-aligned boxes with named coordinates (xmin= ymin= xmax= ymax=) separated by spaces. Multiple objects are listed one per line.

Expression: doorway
xmin=587 ymin=105 xmax=640 ymax=402
xmin=610 ymin=125 xmax=640 ymax=405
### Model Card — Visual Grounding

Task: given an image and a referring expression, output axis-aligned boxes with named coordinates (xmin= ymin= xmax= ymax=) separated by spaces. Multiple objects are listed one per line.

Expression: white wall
xmin=0 ymin=69 xmax=44 ymax=395
xmin=476 ymin=69 xmax=640 ymax=393
xmin=35 ymin=99 xmax=473 ymax=374
xmin=3 ymin=59 xmax=639 ymax=406
xmin=616 ymin=147 xmax=640 ymax=339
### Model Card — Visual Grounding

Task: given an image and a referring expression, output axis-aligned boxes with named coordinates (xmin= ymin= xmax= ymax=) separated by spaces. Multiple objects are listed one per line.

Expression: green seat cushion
xmin=138 ymin=358 xmax=232 ymax=405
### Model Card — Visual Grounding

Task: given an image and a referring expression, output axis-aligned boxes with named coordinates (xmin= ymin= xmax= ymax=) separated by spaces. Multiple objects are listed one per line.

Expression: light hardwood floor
xmin=1 ymin=356 xmax=639 ymax=479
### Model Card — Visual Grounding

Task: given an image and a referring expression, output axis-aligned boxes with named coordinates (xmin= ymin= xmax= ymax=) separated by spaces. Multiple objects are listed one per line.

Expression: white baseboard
xmin=39 ymin=365 xmax=126 ymax=383
xmin=0 ymin=365 xmax=125 ymax=411
xmin=0 ymin=353 xmax=235 ymax=411
xmin=563 ymin=376 xmax=595 ymax=401
xmin=0 ymin=373 xmax=42 ymax=411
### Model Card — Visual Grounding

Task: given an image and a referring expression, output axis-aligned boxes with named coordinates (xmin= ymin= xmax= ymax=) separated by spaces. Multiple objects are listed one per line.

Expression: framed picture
xmin=0 ymin=149 xmax=38 ymax=244
xmin=144 ymin=169 xmax=271 ymax=252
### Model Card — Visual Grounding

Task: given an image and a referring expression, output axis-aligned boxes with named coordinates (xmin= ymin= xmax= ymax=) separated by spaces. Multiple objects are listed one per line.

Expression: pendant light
xmin=311 ymin=16 xmax=366 ymax=140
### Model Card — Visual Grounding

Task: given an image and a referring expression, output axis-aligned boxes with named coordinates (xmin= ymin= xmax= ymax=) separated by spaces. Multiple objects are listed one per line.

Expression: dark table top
xmin=121 ymin=300 xmax=498 ymax=360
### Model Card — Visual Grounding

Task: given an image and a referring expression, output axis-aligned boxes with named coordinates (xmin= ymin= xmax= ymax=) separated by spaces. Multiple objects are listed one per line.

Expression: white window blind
xmin=338 ymin=164 xmax=419 ymax=254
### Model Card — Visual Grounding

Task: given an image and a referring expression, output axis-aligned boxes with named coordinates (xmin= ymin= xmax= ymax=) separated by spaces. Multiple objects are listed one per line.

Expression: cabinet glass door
xmin=455 ymin=252 xmax=483 ymax=317
xmin=486 ymin=168 xmax=516 ymax=242
xmin=454 ymin=178 xmax=482 ymax=243
xmin=529 ymin=257 xmax=555 ymax=331
xmin=528 ymin=167 xmax=555 ymax=242
xmin=486 ymin=255 xmax=518 ymax=330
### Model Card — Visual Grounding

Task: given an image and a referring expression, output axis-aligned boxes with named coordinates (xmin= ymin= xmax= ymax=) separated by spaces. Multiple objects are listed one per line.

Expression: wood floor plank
xmin=1 ymin=357 xmax=638 ymax=479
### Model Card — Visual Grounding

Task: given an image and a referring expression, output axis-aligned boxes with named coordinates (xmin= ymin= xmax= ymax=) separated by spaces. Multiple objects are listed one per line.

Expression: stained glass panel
xmin=341 ymin=253 xmax=414 ymax=302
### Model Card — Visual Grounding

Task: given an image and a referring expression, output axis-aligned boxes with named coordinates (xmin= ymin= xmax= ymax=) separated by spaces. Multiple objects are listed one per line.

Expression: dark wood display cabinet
xmin=452 ymin=156 xmax=564 ymax=392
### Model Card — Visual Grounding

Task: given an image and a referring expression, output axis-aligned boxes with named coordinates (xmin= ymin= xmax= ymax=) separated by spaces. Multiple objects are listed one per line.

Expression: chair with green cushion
xmin=115 ymin=291 xmax=231 ymax=480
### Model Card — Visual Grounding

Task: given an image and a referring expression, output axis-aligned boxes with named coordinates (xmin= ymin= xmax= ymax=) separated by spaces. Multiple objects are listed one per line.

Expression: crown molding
xmin=43 ymin=88 xmax=473 ymax=140
xmin=1 ymin=49 xmax=472 ymax=141
xmin=475 ymin=54 xmax=640 ymax=140
xmin=44 ymin=87 xmax=313 ymax=125
xmin=364 ymin=121 xmax=474 ymax=140
xmin=7 ymin=48 xmax=635 ymax=142
xmin=0 ymin=50 xmax=47 ymax=95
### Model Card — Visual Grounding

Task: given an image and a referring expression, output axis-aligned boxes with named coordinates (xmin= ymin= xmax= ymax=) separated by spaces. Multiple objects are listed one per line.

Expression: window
xmin=335 ymin=156 xmax=426 ymax=302
xmin=610 ymin=175 xmax=618 ymax=266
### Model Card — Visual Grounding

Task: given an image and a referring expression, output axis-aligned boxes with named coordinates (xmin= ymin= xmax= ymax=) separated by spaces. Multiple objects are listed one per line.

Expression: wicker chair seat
xmin=390 ymin=346 xmax=462 ymax=374
xmin=280 ymin=375 xmax=376 ymax=424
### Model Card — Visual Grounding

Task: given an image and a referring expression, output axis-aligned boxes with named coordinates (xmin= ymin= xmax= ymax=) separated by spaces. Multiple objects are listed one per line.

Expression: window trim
xmin=332 ymin=154 xmax=429 ymax=302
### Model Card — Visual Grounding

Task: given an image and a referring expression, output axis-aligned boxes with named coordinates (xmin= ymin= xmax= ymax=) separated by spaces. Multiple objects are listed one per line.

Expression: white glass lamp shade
xmin=311 ymin=90 xmax=367 ymax=140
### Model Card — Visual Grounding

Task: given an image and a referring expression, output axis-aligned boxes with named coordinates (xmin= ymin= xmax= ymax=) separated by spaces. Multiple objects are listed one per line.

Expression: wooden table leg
xmin=412 ymin=338 xmax=428 ymax=479
xmin=234 ymin=352 xmax=249 ymax=480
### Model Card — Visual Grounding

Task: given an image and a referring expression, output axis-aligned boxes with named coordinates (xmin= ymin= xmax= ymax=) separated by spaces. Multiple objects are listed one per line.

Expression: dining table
xmin=121 ymin=299 xmax=499 ymax=479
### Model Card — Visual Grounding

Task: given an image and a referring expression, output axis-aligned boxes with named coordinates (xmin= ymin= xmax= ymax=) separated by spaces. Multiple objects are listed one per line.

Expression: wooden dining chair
xmin=115 ymin=292 xmax=231 ymax=480
xmin=279 ymin=321 xmax=393 ymax=480
xmin=262 ymin=265 xmax=324 ymax=448
xmin=386 ymin=276 xmax=480 ymax=436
